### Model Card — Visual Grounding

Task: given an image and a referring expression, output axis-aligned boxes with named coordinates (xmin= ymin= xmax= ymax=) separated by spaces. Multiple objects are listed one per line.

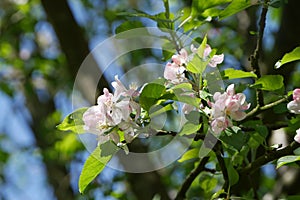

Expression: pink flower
xmin=82 ymin=77 xmax=141 ymax=144
xmin=294 ymin=129 xmax=300 ymax=143
xmin=293 ymin=89 xmax=300 ymax=102
xmin=210 ymin=84 xmax=250 ymax=134
xmin=163 ymin=62 xmax=186 ymax=83
xmin=172 ymin=49 xmax=188 ymax=66
xmin=211 ymin=116 xmax=231 ymax=135
xmin=203 ymin=44 xmax=224 ymax=68
xmin=287 ymin=88 xmax=300 ymax=114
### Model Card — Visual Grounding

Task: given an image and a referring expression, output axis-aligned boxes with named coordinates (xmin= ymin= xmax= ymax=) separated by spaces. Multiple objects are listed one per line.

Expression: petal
xmin=226 ymin=84 xmax=235 ymax=96
xmin=293 ymin=88 xmax=300 ymax=102
xmin=287 ymin=101 xmax=300 ymax=114
xmin=204 ymin=44 xmax=212 ymax=57
xmin=208 ymin=54 xmax=224 ymax=67
xmin=294 ymin=129 xmax=300 ymax=143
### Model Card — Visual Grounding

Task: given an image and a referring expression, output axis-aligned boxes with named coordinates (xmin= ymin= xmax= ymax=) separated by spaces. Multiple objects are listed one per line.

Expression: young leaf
xmin=276 ymin=155 xmax=300 ymax=169
xmin=179 ymin=122 xmax=201 ymax=136
xmin=79 ymin=142 xmax=118 ymax=193
xmin=275 ymin=46 xmax=300 ymax=69
xmin=251 ymin=75 xmax=284 ymax=91
xmin=115 ymin=21 xmax=145 ymax=34
xmin=222 ymin=68 xmax=257 ymax=79
xmin=186 ymin=36 xmax=208 ymax=74
xmin=219 ymin=0 xmax=255 ymax=20
xmin=57 ymin=107 xmax=88 ymax=134
xmin=178 ymin=148 xmax=199 ymax=162
xmin=139 ymin=83 xmax=166 ymax=111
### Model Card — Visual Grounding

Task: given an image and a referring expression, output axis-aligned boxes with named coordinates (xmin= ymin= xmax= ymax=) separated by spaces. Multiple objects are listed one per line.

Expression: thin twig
xmin=244 ymin=97 xmax=288 ymax=119
xmin=175 ymin=157 xmax=209 ymax=200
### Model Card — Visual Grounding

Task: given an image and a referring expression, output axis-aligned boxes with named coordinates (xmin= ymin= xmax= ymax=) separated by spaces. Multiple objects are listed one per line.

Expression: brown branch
xmin=175 ymin=157 xmax=209 ymax=200
xmin=239 ymin=141 xmax=300 ymax=175
xmin=250 ymin=0 xmax=270 ymax=108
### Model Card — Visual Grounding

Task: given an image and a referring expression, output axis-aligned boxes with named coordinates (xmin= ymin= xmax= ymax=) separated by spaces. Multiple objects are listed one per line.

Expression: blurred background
xmin=0 ymin=0 xmax=300 ymax=199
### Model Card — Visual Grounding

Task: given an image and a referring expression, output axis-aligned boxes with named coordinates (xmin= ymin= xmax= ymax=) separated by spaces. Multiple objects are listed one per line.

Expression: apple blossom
xmin=172 ymin=49 xmax=188 ymax=66
xmin=163 ymin=62 xmax=186 ymax=83
xmin=211 ymin=116 xmax=232 ymax=135
xmin=287 ymin=88 xmax=300 ymax=114
xmin=294 ymin=129 xmax=300 ymax=144
xmin=210 ymin=84 xmax=250 ymax=134
xmin=82 ymin=76 xmax=141 ymax=144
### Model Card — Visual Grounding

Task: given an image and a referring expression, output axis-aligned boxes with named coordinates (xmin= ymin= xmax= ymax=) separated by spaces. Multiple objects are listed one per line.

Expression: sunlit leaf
xmin=56 ymin=107 xmax=88 ymax=134
xmin=178 ymin=148 xmax=199 ymax=162
xmin=79 ymin=142 xmax=118 ymax=193
xmin=186 ymin=35 xmax=208 ymax=74
xmin=275 ymin=46 xmax=300 ymax=69
xmin=276 ymin=155 xmax=300 ymax=169
xmin=222 ymin=68 xmax=257 ymax=79
xmin=251 ymin=75 xmax=284 ymax=91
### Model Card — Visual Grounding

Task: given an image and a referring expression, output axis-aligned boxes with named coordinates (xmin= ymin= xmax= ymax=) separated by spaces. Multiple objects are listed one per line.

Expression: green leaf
xmin=199 ymin=173 xmax=218 ymax=192
xmin=192 ymin=0 xmax=231 ymax=12
xmin=139 ymin=83 xmax=166 ymax=111
xmin=171 ymin=82 xmax=193 ymax=90
xmin=179 ymin=122 xmax=201 ymax=136
xmin=220 ymin=127 xmax=248 ymax=151
xmin=219 ymin=0 xmax=255 ymax=20
xmin=252 ymin=75 xmax=284 ymax=91
xmin=115 ymin=21 xmax=145 ymax=34
xmin=149 ymin=104 xmax=174 ymax=118
xmin=186 ymin=36 xmax=209 ymax=74
xmin=224 ymin=158 xmax=239 ymax=186
xmin=276 ymin=155 xmax=300 ymax=169
xmin=178 ymin=148 xmax=199 ymax=162
xmin=79 ymin=142 xmax=118 ymax=193
xmin=172 ymin=88 xmax=201 ymax=107
xmin=275 ymin=46 xmax=300 ymax=69
xmin=57 ymin=107 xmax=88 ymax=134
xmin=222 ymin=68 xmax=257 ymax=79
xmin=155 ymin=12 xmax=174 ymax=30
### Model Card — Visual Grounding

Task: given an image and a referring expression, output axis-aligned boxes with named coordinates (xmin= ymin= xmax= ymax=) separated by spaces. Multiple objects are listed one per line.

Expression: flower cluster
xmin=210 ymin=84 xmax=250 ymax=134
xmin=163 ymin=44 xmax=224 ymax=84
xmin=287 ymin=88 xmax=300 ymax=143
xmin=82 ymin=76 xmax=140 ymax=145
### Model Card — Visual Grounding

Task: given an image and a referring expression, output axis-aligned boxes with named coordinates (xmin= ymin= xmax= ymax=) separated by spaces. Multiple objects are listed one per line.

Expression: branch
xmin=239 ymin=141 xmax=300 ymax=175
xmin=244 ymin=97 xmax=288 ymax=119
xmin=175 ymin=157 xmax=209 ymax=200
xmin=250 ymin=0 xmax=270 ymax=108
xmin=215 ymin=149 xmax=229 ymax=191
